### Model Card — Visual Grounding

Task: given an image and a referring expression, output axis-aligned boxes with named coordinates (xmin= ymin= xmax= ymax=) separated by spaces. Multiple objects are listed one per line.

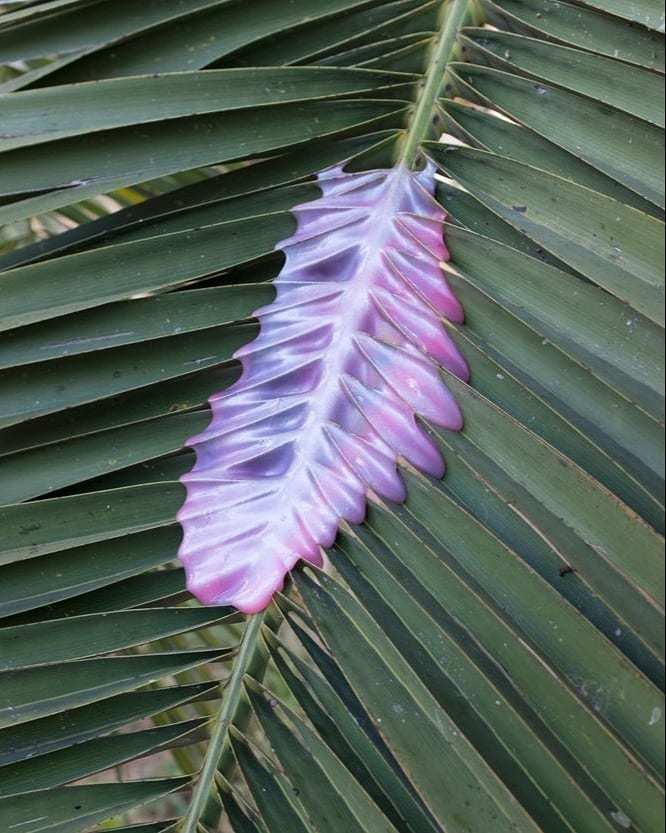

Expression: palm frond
xmin=0 ymin=1 xmax=663 ymax=832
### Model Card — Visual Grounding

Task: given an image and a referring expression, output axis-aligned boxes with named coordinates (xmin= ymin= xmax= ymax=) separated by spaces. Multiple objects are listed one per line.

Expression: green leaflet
xmin=460 ymin=28 xmax=665 ymax=127
xmin=450 ymin=63 xmax=665 ymax=209
xmin=429 ymin=144 xmax=666 ymax=324
xmin=0 ymin=68 xmax=414 ymax=152
xmin=0 ymin=780 xmax=189 ymax=833
xmin=0 ymin=100 xmax=406 ymax=199
xmin=480 ymin=0 xmax=665 ymax=71
xmin=0 ymin=683 xmax=217 ymax=766
xmin=0 ymin=651 xmax=230 ymax=728
xmin=0 ymin=719 xmax=208 ymax=798
xmin=0 ymin=608 xmax=234 ymax=670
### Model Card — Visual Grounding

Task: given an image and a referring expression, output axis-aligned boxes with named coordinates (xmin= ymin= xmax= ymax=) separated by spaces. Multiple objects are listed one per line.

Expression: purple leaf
xmin=178 ymin=162 xmax=467 ymax=613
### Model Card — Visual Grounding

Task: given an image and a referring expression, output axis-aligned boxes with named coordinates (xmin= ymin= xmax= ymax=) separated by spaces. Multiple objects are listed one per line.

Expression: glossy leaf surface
xmin=179 ymin=163 xmax=466 ymax=611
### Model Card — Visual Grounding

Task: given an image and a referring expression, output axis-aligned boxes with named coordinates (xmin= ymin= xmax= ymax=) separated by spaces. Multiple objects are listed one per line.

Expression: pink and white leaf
xmin=178 ymin=162 xmax=468 ymax=613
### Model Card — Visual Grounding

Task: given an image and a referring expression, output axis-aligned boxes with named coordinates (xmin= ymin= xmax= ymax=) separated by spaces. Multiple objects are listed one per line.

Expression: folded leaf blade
xmin=178 ymin=163 xmax=467 ymax=613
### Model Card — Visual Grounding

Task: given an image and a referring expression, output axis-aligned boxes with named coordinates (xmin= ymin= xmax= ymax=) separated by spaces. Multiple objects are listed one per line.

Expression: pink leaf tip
xmin=178 ymin=162 xmax=467 ymax=613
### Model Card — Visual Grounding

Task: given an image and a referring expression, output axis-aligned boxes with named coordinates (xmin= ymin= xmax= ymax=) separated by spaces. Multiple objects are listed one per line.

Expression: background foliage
xmin=0 ymin=1 xmax=664 ymax=831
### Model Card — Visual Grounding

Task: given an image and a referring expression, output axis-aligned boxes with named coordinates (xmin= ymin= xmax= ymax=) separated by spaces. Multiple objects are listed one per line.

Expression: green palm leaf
xmin=0 ymin=1 xmax=663 ymax=832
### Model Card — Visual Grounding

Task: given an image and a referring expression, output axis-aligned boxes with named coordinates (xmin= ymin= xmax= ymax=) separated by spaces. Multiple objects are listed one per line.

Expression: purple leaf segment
xmin=178 ymin=162 xmax=468 ymax=613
